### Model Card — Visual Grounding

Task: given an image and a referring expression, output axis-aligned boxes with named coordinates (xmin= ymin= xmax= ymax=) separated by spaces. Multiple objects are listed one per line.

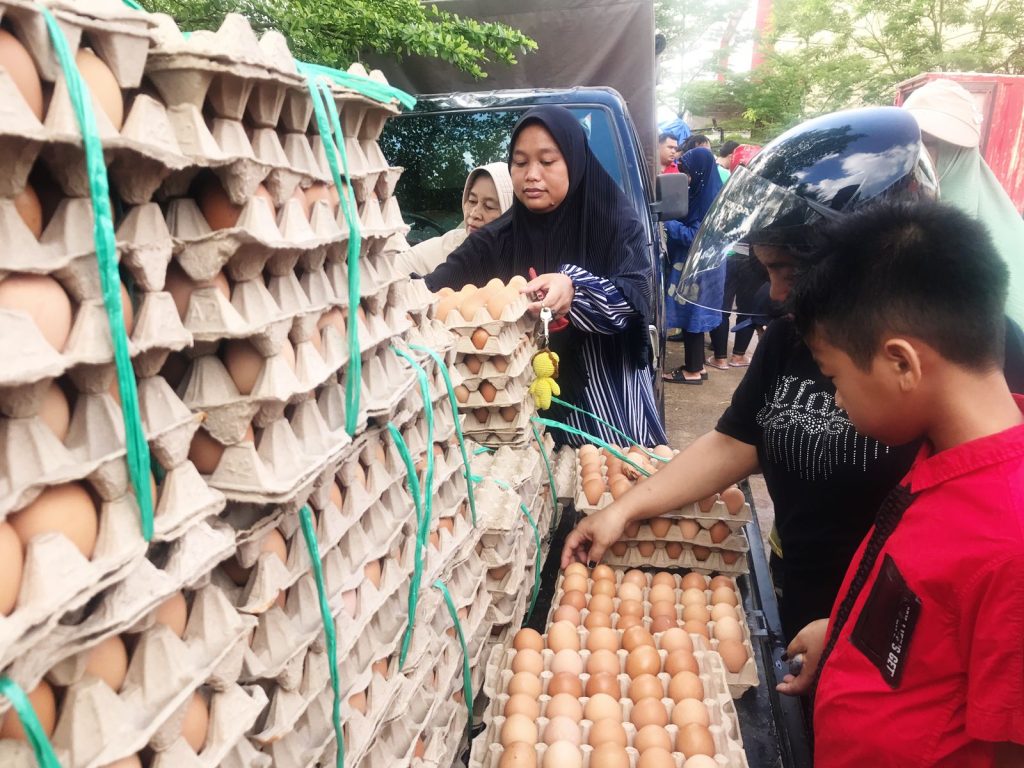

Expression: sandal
xmin=705 ymin=357 xmax=729 ymax=370
xmin=663 ymin=366 xmax=703 ymax=385
xmin=728 ymin=358 xmax=750 ymax=367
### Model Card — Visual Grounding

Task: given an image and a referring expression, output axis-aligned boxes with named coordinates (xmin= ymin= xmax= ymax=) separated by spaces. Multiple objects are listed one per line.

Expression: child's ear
xmin=881 ymin=338 xmax=922 ymax=392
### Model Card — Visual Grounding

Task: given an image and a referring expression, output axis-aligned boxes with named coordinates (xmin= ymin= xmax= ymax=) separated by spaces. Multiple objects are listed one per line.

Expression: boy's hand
xmin=560 ymin=505 xmax=627 ymax=568
xmin=776 ymin=618 xmax=829 ymax=697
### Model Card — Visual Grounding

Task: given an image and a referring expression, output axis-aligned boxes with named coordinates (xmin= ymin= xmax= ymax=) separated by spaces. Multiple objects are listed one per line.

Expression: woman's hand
xmin=560 ymin=504 xmax=628 ymax=567
xmin=524 ymin=271 xmax=574 ymax=317
xmin=776 ymin=619 xmax=830 ymax=697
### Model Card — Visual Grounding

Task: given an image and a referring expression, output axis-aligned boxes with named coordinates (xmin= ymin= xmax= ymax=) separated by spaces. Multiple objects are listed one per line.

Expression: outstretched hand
xmin=524 ymin=269 xmax=574 ymax=317
xmin=560 ymin=505 xmax=628 ymax=568
xmin=776 ymin=618 xmax=829 ymax=697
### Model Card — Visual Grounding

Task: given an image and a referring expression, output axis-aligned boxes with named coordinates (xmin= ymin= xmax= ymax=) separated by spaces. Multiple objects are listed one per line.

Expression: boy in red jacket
xmin=780 ymin=200 xmax=1024 ymax=768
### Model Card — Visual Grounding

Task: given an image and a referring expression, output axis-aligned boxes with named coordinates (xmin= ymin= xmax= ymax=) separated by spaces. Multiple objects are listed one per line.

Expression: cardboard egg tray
xmin=604 ymin=541 xmax=750 ymax=576
xmin=461 ymin=399 xmax=537 ymax=443
xmin=442 ymin=293 xmax=533 ymax=337
xmin=265 ymin=687 xmax=336 ymax=768
xmin=410 ymin=698 xmax=466 ymax=768
xmin=393 ymin=276 xmax=435 ymax=317
xmin=613 ymin=519 xmax=751 ymax=554
xmin=455 ymin=341 xmax=532 ymax=392
xmin=453 ymin=322 xmax=529 ymax=358
xmin=456 ymin=377 xmax=527 ymax=412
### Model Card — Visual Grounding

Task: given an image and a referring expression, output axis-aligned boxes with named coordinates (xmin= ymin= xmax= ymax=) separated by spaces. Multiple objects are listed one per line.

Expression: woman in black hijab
xmin=425 ymin=106 xmax=667 ymax=447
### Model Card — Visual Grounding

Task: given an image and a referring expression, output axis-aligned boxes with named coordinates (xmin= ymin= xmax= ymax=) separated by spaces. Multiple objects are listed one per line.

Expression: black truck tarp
xmin=366 ymin=0 xmax=658 ymax=178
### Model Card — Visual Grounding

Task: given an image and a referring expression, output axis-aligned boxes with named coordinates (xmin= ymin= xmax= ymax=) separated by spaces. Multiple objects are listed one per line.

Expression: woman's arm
xmin=664 ymin=218 xmax=700 ymax=250
xmin=522 ymin=266 xmax=642 ymax=335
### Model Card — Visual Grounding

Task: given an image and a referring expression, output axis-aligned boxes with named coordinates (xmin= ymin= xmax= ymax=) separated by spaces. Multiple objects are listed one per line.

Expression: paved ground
xmin=661 ymin=338 xmax=775 ymax=557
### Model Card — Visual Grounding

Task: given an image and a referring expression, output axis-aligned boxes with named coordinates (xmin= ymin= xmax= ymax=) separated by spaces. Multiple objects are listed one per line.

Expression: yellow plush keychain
xmin=529 ymin=307 xmax=561 ymax=409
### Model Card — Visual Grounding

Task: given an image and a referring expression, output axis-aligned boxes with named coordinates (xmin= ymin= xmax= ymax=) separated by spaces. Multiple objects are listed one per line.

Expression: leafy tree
xmin=141 ymin=0 xmax=536 ymax=78
xmin=655 ymin=0 xmax=751 ymax=96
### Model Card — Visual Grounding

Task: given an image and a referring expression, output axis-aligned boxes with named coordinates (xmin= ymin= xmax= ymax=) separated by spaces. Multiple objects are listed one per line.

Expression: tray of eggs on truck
xmin=575 ymin=446 xmax=753 ymax=575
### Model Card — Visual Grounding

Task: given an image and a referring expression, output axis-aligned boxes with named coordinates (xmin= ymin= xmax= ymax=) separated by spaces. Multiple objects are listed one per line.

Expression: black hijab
xmin=424 ymin=106 xmax=654 ymax=375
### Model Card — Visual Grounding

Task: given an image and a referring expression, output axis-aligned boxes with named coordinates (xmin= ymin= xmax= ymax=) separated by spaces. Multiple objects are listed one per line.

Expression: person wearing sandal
xmin=706 ymin=245 xmax=766 ymax=369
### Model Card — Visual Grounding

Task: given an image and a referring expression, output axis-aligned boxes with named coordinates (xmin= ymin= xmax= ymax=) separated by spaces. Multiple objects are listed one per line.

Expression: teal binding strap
xmin=409 ymin=344 xmax=477 ymax=526
xmin=298 ymin=506 xmax=344 ymax=768
xmin=40 ymin=7 xmax=154 ymax=540
xmin=473 ymin=446 xmax=494 ymax=456
xmin=433 ymin=579 xmax=473 ymax=738
xmin=387 ymin=422 xmax=427 ymax=667
xmin=0 ymin=678 xmax=60 ymax=768
xmin=531 ymin=417 xmax=651 ymax=478
xmin=301 ymin=71 xmax=362 ymax=436
xmin=549 ymin=396 xmax=670 ymax=463
xmin=295 ymin=60 xmax=416 ymax=110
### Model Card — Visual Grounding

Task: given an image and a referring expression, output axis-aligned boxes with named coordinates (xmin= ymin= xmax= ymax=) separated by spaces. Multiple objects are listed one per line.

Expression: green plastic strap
xmin=550 ymin=396 xmax=669 ymax=463
xmin=0 ymin=678 xmax=60 ymax=768
xmin=40 ymin=7 xmax=154 ymax=540
xmin=296 ymin=60 xmax=417 ymax=110
xmin=302 ymin=72 xmax=361 ymax=436
xmin=530 ymin=424 xmax=558 ymax=518
xmin=409 ymin=344 xmax=477 ymax=526
xmin=433 ymin=579 xmax=473 ymax=737
xmin=473 ymin=446 xmax=494 ymax=455
xmin=387 ymin=422 xmax=427 ymax=667
xmin=120 ymin=0 xmax=144 ymax=8
xmin=297 ymin=506 xmax=344 ymax=768
xmin=531 ymin=417 xmax=651 ymax=477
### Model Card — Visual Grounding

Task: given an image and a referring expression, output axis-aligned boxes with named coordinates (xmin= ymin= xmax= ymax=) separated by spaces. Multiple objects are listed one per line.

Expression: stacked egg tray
xmin=469 ymin=585 xmax=751 ymax=768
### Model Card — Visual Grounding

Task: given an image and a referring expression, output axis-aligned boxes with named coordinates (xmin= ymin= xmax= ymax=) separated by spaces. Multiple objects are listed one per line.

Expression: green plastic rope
xmin=303 ymin=72 xmax=361 ymax=436
xmin=550 ymin=395 xmax=670 ymax=463
xmin=433 ymin=579 xmax=473 ymax=738
xmin=297 ymin=505 xmax=344 ymax=768
xmin=0 ymin=678 xmax=60 ymax=768
xmin=531 ymin=417 xmax=651 ymax=477
xmin=387 ymin=422 xmax=426 ymax=668
xmin=409 ymin=344 xmax=477 ymax=526
xmin=296 ymin=60 xmax=417 ymax=110
xmin=40 ymin=7 xmax=154 ymax=540
xmin=473 ymin=446 xmax=494 ymax=456
xmin=530 ymin=424 xmax=558 ymax=523
xmin=120 ymin=0 xmax=144 ymax=8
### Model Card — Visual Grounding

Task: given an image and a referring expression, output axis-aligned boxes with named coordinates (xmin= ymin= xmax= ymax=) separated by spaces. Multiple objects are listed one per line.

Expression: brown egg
xmin=504 ymin=693 xmax=541 ymax=719
xmin=222 ymin=339 xmax=269 ymax=395
xmin=0 ymin=273 xmax=73 ymax=352
xmin=664 ymin=649 xmax=699 ymax=677
xmin=542 ymin=741 xmax=582 ymax=768
xmin=615 ymin=613 xmax=642 ymax=631
xmin=436 ymin=293 xmax=459 ymax=321
xmin=153 ymin=591 xmax=188 ymax=636
xmin=551 ymin=648 xmax=583 ymax=676
xmin=616 ymin=580 xmax=643 ymax=602
xmin=462 ymin=355 xmax=482 ymax=375
xmin=609 ymin=477 xmax=632 ymax=499
xmin=585 ymin=671 xmax=621 ymax=699
xmin=11 ymin=482 xmax=97 ymax=559
xmin=631 ymin=697 xmax=669 ymax=730
xmin=710 ymin=603 xmax=738 ymax=622
xmin=717 ymin=638 xmax=749 ymax=672
xmin=0 ymin=680 xmax=55 ymax=740
xmin=591 ymin=564 xmax=614 ymax=582
xmin=547 ymin=620 xmax=581 ymax=653
xmin=583 ymin=692 xmax=621 ymax=723
xmin=501 ymin=713 xmax=538 ymax=747
xmin=37 ymin=385 xmax=69 ymax=440
xmin=493 ymin=355 xmax=510 ymax=373
xmin=0 ymin=30 xmax=43 ymax=119
xmin=650 ymin=600 xmax=676 ymax=621
xmin=712 ymin=586 xmax=738 ymax=607
xmin=560 ymin=590 xmax=587 ymax=611
xmin=650 ymin=615 xmax=677 ymax=633
xmin=668 ymin=670 xmax=704 ymax=703
xmin=625 ymin=645 xmax=661 ymax=678
xmin=499 ymin=742 xmax=537 ymax=767
xmin=649 ymin=518 xmax=672 ymax=537
xmin=371 ymin=657 xmax=389 ymax=679
xmin=634 ymin=724 xmax=672 ymax=754
xmin=622 ymin=626 xmax=656 ymax=652
xmin=697 ymin=495 xmax=718 ymax=513
xmin=664 ymin=542 xmax=684 ymax=559
xmin=721 ymin=487 xmax=746 ymax=514
xmin=564 ymin=562 xmax=589 ymax=579
xmin=683 ymin=603 xmax=711 ymax=623
xmin=637 ymin=747 xmax=675 ymax=768
xmin=583 ymin=611 xmax=612 ymax=632
xmin=585 ymin=719 xmax=624 ymax=750
xmin=713 ymin=616 xmax=744 ymax=643
xmin=304 ymin=182 xmax=332 ymax=214
xmin=195 ymin=176 xmax=244 ymax=230
xmin=659 ymin=627 xmax=693 ymax=653
xmin=590 ymin=743 xmax=630 ymax=768
xmin=499 ymin=405 xmax=519 ymax=422
xmin=471 ymin=328 xmax=490 ymax=350
xmin=692 ymin=545 xmax=712 ymax=562
xmin=651 ymin=572 xmax=675 ymax=588
xmin=679 ymin=519 xmax=701 ymax=539
xmin=672 ymin=698 xmax=710 ymax=728
xmin=507 ymin=672 xmax=542 ymax=698
xmin=513 ymin=628 xmax=543 ymax=652
xmin=620 ymin=569 xmax=644 ymax=586
xmin=348 ymin=689 xmax=367 ymax=715
xmin=637 ymin=541 xmax=656 ymax=557
xmin=587 ymin=626 xmax=619 ymax=653
xmin=76 ymin=49 xmax=124 ymax=129
xmin=543 ymin=715 xmax=581 ymax=746
xmin=591 ymin=579 xmax=616 ymax=598
xmin=561 ymin=573 xmax=588 ymax=595
xmin=617 ymin=599 xmax=644 ymax=619
xmin=453 ymin=384 xmax=470 ymax=403
xmin=512 ymin=648 xmax=543 ymax=676
xmin=680 ymin=573 xmax=706 ymax=591
xmin=15 ymin=184 xmax=43 ymax=238
xmin=180 ymin=691 xmax=209 ymax=751
xmin=546 ymin=693 xmax=583 ymax=722
xmin=677 ymin=722 xmax=717 ymax=758
xmin=547 ymin=671 xmax=583 ymax=698
xmin=552 ymin=605 xmax=580 ymax=625
xmin=588 ymin=593 xmax=614 ymax=615
xmin=581 ymin=478 xmax=604 ymax=505
xmin=479 ymin=381 xmax=498 ymax=403
xmin=0 ymin=522 xmax=23 ymax=616
xmin=709 ymin=521 xmax=731 ymax=544
xmin=586 ymin=648 xmax=620 ymax=677
xmin=628 ymin=673 xmax=663 ymax=702
xmin=683 ymin=620 xmax=710 ymax=639
xmin=610 ymin=542 xmax=628 ymax=556
xmin=649 ymin=583 xmax=675 ymax=605
xmin=681 ymin=587 xmax=707 ymax=607
xmin=83 ymin=634 xmax=128 ymax=692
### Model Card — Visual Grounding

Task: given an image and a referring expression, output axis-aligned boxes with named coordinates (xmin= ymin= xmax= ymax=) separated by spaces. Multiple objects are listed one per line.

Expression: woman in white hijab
xmin=396 ymin=162 xmax=514 ymax=275
xmin=903 ymin=78 xmax=1024 ymax=325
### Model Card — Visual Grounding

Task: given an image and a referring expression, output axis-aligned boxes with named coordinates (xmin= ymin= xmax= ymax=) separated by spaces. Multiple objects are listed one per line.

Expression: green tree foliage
xmin=141 ymin=0 xmax=536 ymax=78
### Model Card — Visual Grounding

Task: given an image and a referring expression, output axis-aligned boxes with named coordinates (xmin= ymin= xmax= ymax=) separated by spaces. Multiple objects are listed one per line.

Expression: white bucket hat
xmin=903 ymin=78 xmax=983 ymax=148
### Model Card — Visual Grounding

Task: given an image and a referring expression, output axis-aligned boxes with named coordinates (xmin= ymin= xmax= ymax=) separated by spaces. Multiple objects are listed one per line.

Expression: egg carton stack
xmin=470 ymin=567 xmax=753 ymax=768
xmin=0 ymin=2 xmax=273 ymax=765
xmin=437 ymin=279 xmax=540 ymax=447
xmin=575 ymin=446 xmax=753 ymax=576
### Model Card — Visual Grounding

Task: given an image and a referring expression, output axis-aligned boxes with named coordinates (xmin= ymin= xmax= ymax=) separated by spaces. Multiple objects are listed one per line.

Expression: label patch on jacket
xmin=850 ymin=554 xmax=921 ymax=688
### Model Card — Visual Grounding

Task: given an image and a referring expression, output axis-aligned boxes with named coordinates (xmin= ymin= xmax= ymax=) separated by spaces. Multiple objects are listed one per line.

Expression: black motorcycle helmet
xmin=671 ymin=106 xmax=938 ymax=306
